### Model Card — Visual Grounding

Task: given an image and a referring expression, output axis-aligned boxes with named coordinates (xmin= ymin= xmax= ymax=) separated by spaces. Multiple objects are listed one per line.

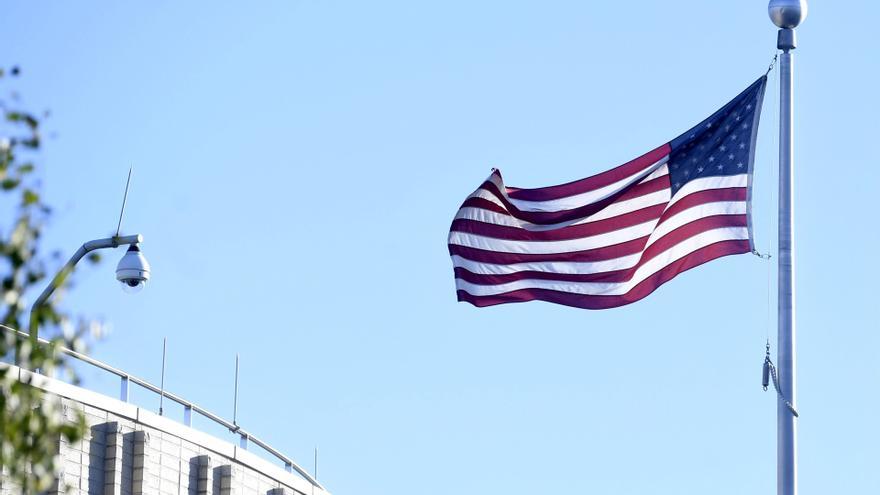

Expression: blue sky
xmin=2 ymin=1 xmax=878 ymax=494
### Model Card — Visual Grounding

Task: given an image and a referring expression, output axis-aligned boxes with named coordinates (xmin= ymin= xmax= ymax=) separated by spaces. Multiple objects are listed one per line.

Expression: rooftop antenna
xmin=115 ymin=167 xmax=133 ymax=237
xmin=159 ymin=337 xmax=167 ymax=416
xmin=233 ymin=354 xmax=240 ymax=426
xmin=314 ymin=446 xmax=318 ymax=494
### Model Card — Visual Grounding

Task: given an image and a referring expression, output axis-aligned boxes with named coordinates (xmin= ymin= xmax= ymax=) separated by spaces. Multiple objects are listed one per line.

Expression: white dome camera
xmin=116 ymin=244 xmax=151 ymax=293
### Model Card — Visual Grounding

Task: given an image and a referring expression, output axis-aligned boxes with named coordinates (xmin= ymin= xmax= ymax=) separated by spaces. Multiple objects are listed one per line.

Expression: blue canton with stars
xmin=667 ymin=77 xmax=767 ymax=195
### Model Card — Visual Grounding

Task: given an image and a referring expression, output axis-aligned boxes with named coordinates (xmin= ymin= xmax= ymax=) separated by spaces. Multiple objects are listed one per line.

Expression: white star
xmin=674 ymin=182 xmax=681 ymax=188
xmin=690 ymin=134 xmax=695 ymax=139
xmin=720 ymin=145 xmax=727 ymax=152
xmin=717 ymin=164 xmax=724 ymax=171
xmin=728 ymin=154 xmax=735 ymax=160
xmin=692 ymin=157 xmax=698 ymax=163
xmin=684 ymin=170 xmax=690 ymax=177
xmin=739 ymin=142 xmax=746 ymax=149
xmin=708 ymin=156 xmax=715 ymax=162
xmin=672 ymin=163 xmax=679 ymax=169
xmin=742 ymin=123 xmax=749 ymax=129
xmin=737 ymin=162 xmax=744 ymax=168
xmin=725 ymin=125 xmax=731 ymax=131
xmin=706 ymin=122 xmax=713 ymax=128
xmin=746 ymin=104 xmax=752 ymax=110
xmin=735 ymin=116 xmax=741 ymax=121
xmin=697 ymin=166 xmax=704 ymax=173
xmin=730 ymin=134 xmax=737 ymax=140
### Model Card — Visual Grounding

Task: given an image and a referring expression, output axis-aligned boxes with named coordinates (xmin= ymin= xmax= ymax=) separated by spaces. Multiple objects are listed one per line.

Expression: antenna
xmin=233 ymin=354 xmax=240 ymax=426
xmin=159 ymin=337 xmax=167 ymax=416
xmin=115 ymin=167 xmax=133 ymax=237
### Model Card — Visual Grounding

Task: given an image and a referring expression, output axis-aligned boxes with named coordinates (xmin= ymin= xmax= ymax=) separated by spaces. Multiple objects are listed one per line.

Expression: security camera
xmin=116 ymin=244 xmax=151 ymax=294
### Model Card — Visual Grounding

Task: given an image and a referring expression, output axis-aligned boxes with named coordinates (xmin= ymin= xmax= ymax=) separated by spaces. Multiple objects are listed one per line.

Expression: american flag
xmin=448 ymin=76 xmax=767 ymax=309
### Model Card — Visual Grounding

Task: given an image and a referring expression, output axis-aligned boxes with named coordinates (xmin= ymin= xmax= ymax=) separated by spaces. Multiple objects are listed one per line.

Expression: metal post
xmin=159 ymin=337 xmax=167 ymax=416
xmin=233 ymin=354 xmax=240 ymax=425
xmin=769 ymin=2 xmax=807 ymax=495
xmin=777 ymin=40 xmax=797 ymax=495
xmin=120 ymin=375 xmax=130 ymax=402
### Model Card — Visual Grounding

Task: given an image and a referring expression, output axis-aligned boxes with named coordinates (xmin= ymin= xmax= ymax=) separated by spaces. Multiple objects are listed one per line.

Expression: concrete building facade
xmin=0 ymin=364 xmax=328 ymax=495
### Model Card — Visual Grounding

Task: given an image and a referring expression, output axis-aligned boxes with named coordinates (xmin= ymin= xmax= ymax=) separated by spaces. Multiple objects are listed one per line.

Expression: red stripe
xmin=640 ymin=213 xmax=747 ymax=265
xmin=453 ymin=214 xmax=747 ymax=285
xmin=449 ymin=203 xmax=666 ymax=241
xmin=455 ymin=265 xmax=633 ymax=284
xmin=454 ymin=239 xmax=750 ymax=309
xmin=459 ymin=197 xmax=509 ymax=215
xmin=475 ymin=174 xmax=670 ymax=225
xmin=658 ymin=187 xmax=747 ymax=224
xmin=505 ymin=143 xmax=671 ymax=201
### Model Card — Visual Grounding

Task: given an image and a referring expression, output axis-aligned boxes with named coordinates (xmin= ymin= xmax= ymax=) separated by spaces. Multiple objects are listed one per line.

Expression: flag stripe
xmin=450 ymin=204 xmax=667 ymax=241
xmin=457 ymin=183 xmax=672 ymax=230
xmin=449 ymin=198 xmax=746 ymax=255
xmin=454 ymin=239 xmax=750 ymax=309
xmin=474 ymin=170 xmax=670 ymax=225
xmin=502 ymin=155 xmax=668 ymax=211
xmin=448 ymin=237 xmax=651 ymax=265
xmin=454 ymin=214 xmax=748 ymax=284
xmin=505 ymin=144 xmax=671 ymax=201
xmin=458 ymin=177 xmax=671 ymax=229
xmin=451 ymin=187 xmax=747 ymax=242
xmin=454 ymin=226 xmax=749 ymax=297
xmin=450 ymin=252 xmax=644 ymax=276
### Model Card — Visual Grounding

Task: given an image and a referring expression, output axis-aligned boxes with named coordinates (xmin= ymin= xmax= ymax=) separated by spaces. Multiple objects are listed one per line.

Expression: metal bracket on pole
xmin=777 ymin=28 xmax=796 ymax=50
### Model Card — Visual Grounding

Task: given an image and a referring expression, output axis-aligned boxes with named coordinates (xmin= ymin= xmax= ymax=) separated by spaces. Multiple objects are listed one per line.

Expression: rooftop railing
xmin=0 ymin=324 xmax=323 ymax=491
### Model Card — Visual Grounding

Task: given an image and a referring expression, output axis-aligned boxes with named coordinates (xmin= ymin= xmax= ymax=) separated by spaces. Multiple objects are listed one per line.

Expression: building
xmin=0 ymin=348 xmax=328 ymax=495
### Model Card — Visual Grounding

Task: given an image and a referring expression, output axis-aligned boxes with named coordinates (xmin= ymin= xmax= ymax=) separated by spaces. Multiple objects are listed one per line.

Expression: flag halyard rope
xmin=763 ymin=341 xmax=799 ymax=417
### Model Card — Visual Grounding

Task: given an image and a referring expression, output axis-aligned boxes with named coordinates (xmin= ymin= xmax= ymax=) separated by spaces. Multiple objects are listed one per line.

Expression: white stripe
xmin=646 ymin=200 xmax=746 ymax=248
xmin=448 ymin=219 xmax=659 ymax=255
xmin=669 ymin=174 xmax=747 ymax=207
xmin=451 ymin=252 xmax=643 ymax=276
xmin=491 ymin=156 xmax=668 ymax=212
xmin=455 ymin=226 xmax=749 ymax=297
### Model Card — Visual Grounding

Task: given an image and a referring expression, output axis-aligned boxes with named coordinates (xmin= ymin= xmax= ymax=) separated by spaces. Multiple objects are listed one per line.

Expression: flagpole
xmin=768 ymin=2 xmax=807 ymax=495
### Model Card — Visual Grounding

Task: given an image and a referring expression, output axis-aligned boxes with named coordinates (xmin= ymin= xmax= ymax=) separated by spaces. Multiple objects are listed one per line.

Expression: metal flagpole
xmin=768 ymin=2 xmax=807 ymax=495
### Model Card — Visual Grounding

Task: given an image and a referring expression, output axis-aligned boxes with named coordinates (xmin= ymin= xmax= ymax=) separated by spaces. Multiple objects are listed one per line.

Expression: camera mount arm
xmin=28 ymin=234 xmax=143 ymax=347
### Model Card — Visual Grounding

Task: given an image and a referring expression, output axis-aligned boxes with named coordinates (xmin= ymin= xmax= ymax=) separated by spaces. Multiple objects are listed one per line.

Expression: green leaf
xmin=23 ymin=189 xmax=39 ymax=205
xmin=1 ymin=178 xmax=20 ymax=190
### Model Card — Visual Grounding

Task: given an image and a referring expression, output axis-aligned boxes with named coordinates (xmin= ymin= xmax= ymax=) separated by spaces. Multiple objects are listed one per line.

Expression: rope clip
xmin=752 ymin=249 xmax=772 ymax=259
